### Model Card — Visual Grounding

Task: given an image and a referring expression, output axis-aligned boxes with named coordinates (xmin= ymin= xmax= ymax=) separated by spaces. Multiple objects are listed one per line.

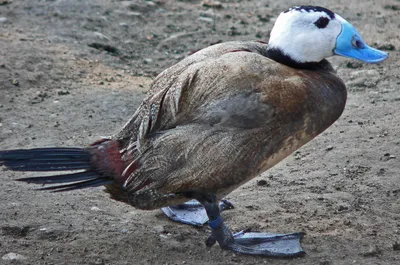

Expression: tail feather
xmin=0 ymin=148 xmax=91 ymax=171
xmin=37 ymin=178 xmax=114 ymax=192
xmin=17 ymin=171 xmax=101 ymax=184
xmin=4 ymin=161 xmax=91 ymax=171
xmin=0 ymin=147 xmax=86 ymax=153
xmin=1 ymin=147 xmax=115 ymax=192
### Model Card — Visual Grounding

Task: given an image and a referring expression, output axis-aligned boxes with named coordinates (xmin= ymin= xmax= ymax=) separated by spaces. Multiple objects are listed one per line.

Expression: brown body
xmin=104 ymin=41 xmax=347 ymax=209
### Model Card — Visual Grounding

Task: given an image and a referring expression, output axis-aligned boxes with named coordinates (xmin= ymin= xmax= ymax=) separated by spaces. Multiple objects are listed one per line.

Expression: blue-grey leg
xmin=161 ymin=199 xmax=234 ymax=226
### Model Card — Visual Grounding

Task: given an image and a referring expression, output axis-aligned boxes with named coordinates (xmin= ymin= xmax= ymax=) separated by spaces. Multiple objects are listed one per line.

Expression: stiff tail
xmin=0 ymin=146 xmax=116 ymax=192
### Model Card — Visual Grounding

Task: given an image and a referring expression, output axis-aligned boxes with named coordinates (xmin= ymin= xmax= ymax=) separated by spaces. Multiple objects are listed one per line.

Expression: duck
xmin=0 ymin=5 xmax=388 ymax=257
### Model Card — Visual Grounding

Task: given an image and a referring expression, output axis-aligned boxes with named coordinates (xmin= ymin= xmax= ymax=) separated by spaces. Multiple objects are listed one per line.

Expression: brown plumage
xmin=100 ymin=41 xmax=346 ymax=209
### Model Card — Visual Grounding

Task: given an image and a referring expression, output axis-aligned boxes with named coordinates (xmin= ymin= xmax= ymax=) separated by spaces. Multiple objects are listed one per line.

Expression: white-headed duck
xmin=0 ymin=5 xmax=388 ymax=257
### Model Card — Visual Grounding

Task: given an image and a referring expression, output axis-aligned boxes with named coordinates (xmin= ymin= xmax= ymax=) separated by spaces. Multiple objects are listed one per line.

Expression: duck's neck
xmin=265 ymin=47 xmax=333 ymax=71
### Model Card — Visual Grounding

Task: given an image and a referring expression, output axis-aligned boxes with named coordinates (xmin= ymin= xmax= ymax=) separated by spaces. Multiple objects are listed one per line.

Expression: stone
xmin=2 ymin=253 xmax=27 ymax=261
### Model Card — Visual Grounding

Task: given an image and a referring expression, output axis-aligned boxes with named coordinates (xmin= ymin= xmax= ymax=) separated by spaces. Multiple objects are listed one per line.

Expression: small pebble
xmin=93 ymin=32 xmax=109 ymax=41
xmin=393 ymin=242 xmax=400 ymax=251
xmin=256 ymin=179 xmax=269 ymax=186
xmin=381 ymin=153 xmax=396 ymax=161
xmin=2 ymin=253 xmax=27 ymax=261
xmin=362 ymin=245 xmax=381 ymax=257
xmin=198 ymin=17 xmax=214 ymax=23
xmin=201 ymin=0 xmax=223 ymax=9
xmin=90 ymin=206 xmax=101 ymax=211
xmin=326 ymin=145 xmax=334 ymax=151
xmin=0 ymin=17 xmax=7 ymax=23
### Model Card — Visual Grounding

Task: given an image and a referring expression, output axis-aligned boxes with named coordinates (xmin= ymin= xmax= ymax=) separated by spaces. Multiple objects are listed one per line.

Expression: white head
xmin=268 ymin=6 xmax=388 ymax=65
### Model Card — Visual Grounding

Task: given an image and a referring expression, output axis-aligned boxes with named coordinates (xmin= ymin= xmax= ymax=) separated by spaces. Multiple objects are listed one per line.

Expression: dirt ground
xmin=0 ymin=0 xmax=399 ymax=264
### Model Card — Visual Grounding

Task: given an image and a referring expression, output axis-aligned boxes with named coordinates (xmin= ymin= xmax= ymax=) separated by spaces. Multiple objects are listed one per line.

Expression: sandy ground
xmin=0 ymin=0 xmax=399 ymax=264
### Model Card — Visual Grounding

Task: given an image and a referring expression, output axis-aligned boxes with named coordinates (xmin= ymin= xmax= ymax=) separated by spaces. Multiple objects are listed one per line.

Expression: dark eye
xmin=352 ymin=37 xmax=365 ymax=49
xmin=314 ymin=16 xmax=330 ymax=28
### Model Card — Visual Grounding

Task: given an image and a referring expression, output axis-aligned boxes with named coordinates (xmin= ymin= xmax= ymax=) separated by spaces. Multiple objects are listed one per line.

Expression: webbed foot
xmin=200 ymin=196 xmax=305 ymax=257
xmin=161 ymin=199 xmax=234 ymax=226
xmin=209 ymin=230 xmax=305 ymax=257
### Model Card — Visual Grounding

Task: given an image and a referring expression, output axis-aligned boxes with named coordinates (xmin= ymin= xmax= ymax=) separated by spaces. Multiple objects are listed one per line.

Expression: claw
xmin=205 ymin=234 xmax=217 ymax=247
xmin=220 ymin=199 xmax=234 ymax=211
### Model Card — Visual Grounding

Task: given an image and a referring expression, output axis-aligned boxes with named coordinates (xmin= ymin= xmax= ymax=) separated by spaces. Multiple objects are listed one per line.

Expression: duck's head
xmin=267 ymin=6 xmax=388 ymax=66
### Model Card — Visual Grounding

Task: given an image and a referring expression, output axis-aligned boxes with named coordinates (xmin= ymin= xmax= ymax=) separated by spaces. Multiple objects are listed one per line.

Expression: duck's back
xmin=112 ymin=41 xmax=347 ymax=209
